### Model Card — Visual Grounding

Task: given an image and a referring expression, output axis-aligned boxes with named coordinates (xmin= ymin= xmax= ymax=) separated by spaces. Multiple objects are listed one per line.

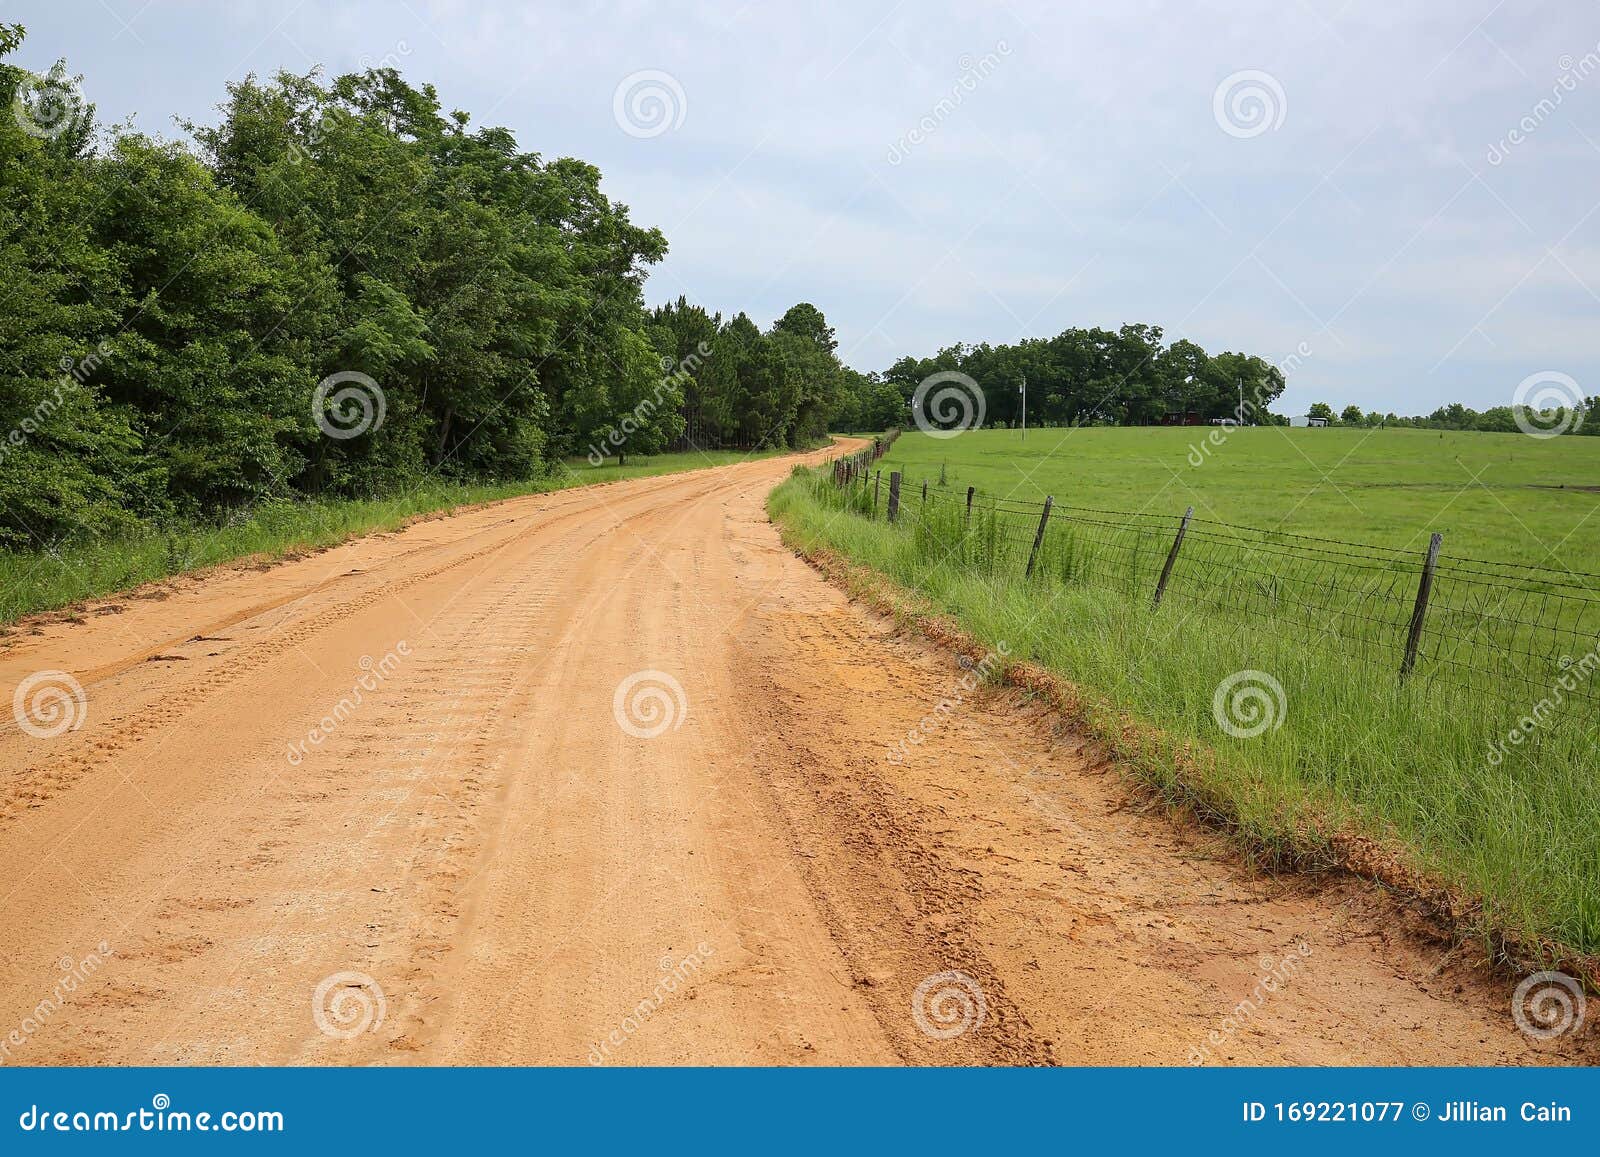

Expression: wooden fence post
xmin=1400 ymin=532 xmax=1443 ymax=680
xmin=1152 ymin=507 xmax=1194 ymax=609
xmin=1025 ymin=496 xmax=1053 ymax=578
xmin=887 ymin=471 xmax=901 ymax=524
xmin=921 ymin=479 xmax=928 ymax=505
xmin=873 ymin=471 xmax=881 ymax=517
xmin=965 ymin=486 xmax=975 ymax=528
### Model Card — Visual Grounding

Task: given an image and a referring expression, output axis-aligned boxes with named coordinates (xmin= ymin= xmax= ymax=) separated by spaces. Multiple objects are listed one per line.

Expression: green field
xmin=873 ymin=426 xmax=1600 ymax=570
xmin=773 ymin=428 xmax=1600 ymax=967
xmin=0 ymin=447 xmax=794 ymax=627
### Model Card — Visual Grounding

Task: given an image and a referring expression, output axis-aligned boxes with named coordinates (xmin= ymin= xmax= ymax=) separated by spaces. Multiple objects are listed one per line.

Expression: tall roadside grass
xmin=770 ymin=466 xmax=1600 ymax=967
xmin=0 ymin=448 xmax=793 ymax=626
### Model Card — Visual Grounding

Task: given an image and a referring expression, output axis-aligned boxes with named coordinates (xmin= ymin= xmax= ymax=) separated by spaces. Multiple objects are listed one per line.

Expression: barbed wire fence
xmin=816 ymin=448 xmax=1600 ymax=709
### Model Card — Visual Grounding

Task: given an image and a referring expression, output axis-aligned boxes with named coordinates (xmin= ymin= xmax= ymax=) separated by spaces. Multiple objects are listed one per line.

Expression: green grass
xmin=774 ymin=447 xmax=1600 ymax=965
xmin=0 ymin=447 xmax=794 ymax=626
xmin=876 ymin=426 xmax=1600 ymax=569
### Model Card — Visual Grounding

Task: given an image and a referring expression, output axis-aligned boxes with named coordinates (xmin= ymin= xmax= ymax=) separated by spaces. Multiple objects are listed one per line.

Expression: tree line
xmin=829 ymin=328 xmax=1288 ymax=432
xmin=0 ymin=27 xmax=847 ymax=550
xmin=1305 ymin=399 xmax=1600 ymax=433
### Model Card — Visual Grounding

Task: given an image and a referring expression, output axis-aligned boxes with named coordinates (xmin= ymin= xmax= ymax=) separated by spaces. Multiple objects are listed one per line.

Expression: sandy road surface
xmin=0 ymin=441 xmax=1580 ymax=1065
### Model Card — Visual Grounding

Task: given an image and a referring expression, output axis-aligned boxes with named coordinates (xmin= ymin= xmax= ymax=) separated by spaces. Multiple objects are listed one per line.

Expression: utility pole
xmin=1020 ymin=373 xmax=1027 ymax=442
xmin=1237 ymin=376 xmax=1244 ymax=424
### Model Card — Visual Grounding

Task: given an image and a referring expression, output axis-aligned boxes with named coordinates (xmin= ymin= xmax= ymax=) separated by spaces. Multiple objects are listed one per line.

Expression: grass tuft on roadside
xmin=769 ymin=466 xmax=1600 ymax=972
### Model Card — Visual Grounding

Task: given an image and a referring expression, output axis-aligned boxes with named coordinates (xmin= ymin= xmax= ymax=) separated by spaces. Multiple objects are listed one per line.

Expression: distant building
xmin=1159 ymin=410 xmax=1204 ymax=427
xmin=1289 ymin=414 xmax=1329 ymax=427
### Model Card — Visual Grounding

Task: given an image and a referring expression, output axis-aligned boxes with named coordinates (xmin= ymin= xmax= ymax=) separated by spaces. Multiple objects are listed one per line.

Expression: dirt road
xmin=0 ymin=441 xmax=1581 ymax=1065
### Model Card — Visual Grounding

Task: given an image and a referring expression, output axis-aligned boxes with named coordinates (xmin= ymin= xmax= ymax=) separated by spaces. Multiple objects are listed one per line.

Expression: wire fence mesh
xmin=816 ymin=456 xmax=1600 ymax=710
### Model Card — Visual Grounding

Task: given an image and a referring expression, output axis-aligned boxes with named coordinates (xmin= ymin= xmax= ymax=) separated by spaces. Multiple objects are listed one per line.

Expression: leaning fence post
xmin=1025 ymin=496 xmax=1053 ymax=578
xmin=887 ymin=471 xmax=901 ymax=524
xmin=1401 ymin=532 xmax=1443 ymax=680
xmin=1152 ymin=506 xmax=1195 ymax=609
xmin=965 ymin=486 xmax=975 ymax=528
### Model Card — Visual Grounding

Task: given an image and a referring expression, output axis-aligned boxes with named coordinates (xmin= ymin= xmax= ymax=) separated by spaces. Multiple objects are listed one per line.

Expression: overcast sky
xmin=10 ymin=0 xmax=1599 ymax=415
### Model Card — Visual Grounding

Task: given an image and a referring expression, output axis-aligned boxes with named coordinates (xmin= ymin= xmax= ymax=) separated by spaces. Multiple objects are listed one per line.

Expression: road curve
xmin=0 ymin=441 xmax=1579 ymax=1065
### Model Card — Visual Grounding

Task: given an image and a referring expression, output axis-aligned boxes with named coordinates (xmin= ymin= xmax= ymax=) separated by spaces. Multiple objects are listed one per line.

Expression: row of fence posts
xmin=834 ymin=463 xmax=1446 ymax=684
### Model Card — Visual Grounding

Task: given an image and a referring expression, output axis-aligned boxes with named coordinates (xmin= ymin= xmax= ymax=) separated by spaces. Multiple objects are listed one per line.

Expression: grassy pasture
xmin=875 ymin=426 xmax=1600 ymax=570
